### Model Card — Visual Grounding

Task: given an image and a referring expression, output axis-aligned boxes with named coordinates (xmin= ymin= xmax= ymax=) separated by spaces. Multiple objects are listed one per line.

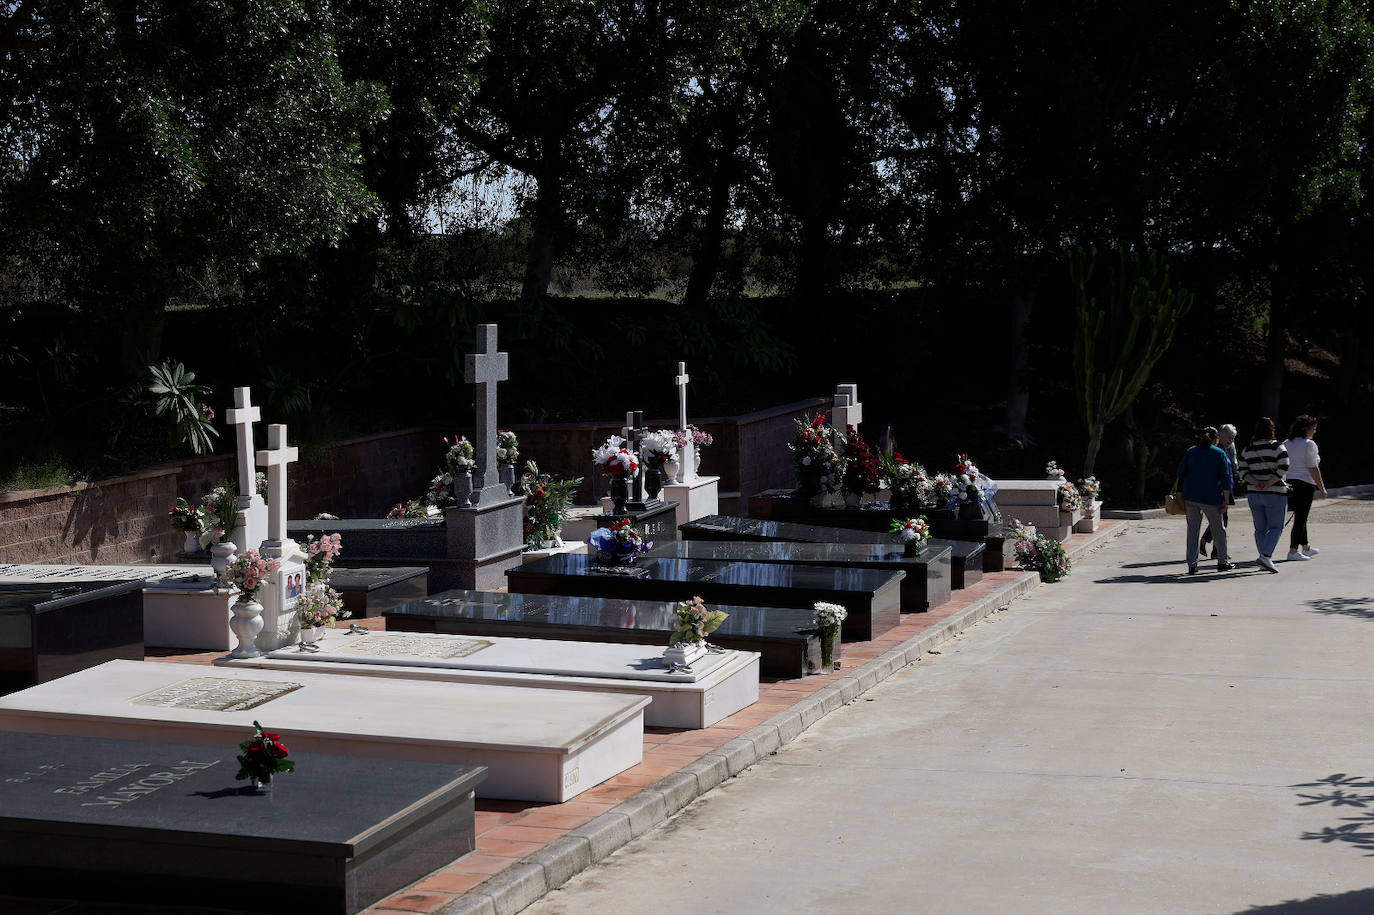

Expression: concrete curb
xmin=438 ymin=521 xmax=1128 ymax=915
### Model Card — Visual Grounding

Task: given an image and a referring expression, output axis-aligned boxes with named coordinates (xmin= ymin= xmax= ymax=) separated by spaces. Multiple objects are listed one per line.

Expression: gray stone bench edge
xmin=437 ymin=520 xmax=1130 ymax=915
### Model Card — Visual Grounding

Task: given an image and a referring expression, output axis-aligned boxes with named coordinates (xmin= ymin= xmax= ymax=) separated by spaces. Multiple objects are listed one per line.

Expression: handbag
xmin=1165 ymin=490 xmax=1186 ymax=515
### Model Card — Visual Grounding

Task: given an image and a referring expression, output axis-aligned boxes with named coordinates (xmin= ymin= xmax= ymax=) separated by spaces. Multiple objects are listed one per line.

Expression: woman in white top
xmin=1283 ymin=414 xmax=1328 ymax=560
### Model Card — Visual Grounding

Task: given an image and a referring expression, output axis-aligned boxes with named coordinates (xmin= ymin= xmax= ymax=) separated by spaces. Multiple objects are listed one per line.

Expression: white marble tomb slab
xmin=220 ymin=630 xmax=760 ymax=729
xmin=995 ymin=480 xmax=1065 ymax=506
xmin=0 ymin=660 xmax=648 ymax=803
xmin=0 ymin=563 xmax=200 ymax=583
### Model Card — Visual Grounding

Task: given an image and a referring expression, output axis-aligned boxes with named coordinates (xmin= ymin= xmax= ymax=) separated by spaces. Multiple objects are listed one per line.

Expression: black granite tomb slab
xmin=326 ymin=566 xmax=429 ymax=619
xmin=507 ymin=553 xmax=902 ymax=642
xmin=684 ymin=513 xmax=1011 ymax=573
xmin=0 ymin=582 xmax=144 ymax=694
xmin=287 ymin=517 xmax=449 ymax=559
xmin=0 ymin=731 xmax=485 ymax=914
xmin=936 ymin=539 xmax=985 ymax=589
xmin=596 ymin=500 xmax=680 ymax=544
xmin=681 ymin=514 xmax=888 ymax=545
xmin=646 ymin=540 xmax=951 ymax=613
xmin=384 ymin=590 xmax=837 ymax=679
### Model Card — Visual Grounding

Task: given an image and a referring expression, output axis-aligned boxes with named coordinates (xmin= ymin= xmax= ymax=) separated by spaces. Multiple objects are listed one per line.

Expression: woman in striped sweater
xmin=1236 ymin=417 xmax=1288 ymax=574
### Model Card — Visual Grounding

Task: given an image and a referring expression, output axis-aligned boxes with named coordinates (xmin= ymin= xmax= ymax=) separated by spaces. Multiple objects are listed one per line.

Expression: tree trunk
xmin=683 ymin=154 xmax=733 ymax=310
xmin=520 ymin=166 xmax=562 ymax=306
xmin=1001 ymin=291 xmax=1034 ymax=446
xmin=1082 ymin=421 xmax=1104 ymax=479
xmin=1260 ymin=267 xmax=1286 ymax=418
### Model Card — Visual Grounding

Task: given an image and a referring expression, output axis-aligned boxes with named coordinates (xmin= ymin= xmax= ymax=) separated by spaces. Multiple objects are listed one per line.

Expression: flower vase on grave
xmin=498 ymin=463 xmax=516 ymax=493
xmin=454 ymin=472 xmax=473 ymax=505
xmin=644 ymin=468 xmax=663 ymax=502
xmin=694 ymin=451 xmax=702 ymax=474
xmin=210 ymin=542 xmax=237 ymax=586
xmin=183 ymin=532 xmax=200 ymax=554
xmin=228 ymin=597 xmax=264 ymax=659
xmin=663 ymin=640 xmax=706 ymax=667
xmin=663 ymin=458 xmax=680 ymax=485
xmin=844 ymin=492 xmax=862 ymax=509
xmin=610 ymin=476 xmax=629 ymax=514
xmin=300 ymin=626 xmax=320 ymax=646
xmin=958 ymin=500 xmax=987 ymax=521
xmin=904 ymin=540 xmax=924 ymax=558
xmin=819 ymin=626 xmax=838 ymax=671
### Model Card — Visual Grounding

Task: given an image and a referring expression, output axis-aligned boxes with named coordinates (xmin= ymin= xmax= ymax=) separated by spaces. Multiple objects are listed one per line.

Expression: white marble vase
xmin=229 ymin=597 xmax=264 ymax=659
xmin=663 ymin=641 xmax=706 ymax=667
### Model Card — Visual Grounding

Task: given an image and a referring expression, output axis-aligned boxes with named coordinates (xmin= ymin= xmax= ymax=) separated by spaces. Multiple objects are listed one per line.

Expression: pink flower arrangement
xmin=304 ymin=533 xmax=342 ymax=582
xmin=226 ymin=550 xmax=280 ymax=600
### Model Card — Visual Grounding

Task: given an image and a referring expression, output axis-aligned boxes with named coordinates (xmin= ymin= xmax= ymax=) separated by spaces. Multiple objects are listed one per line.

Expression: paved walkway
xmin=525 ymin=497 xmax=1374 ymax=914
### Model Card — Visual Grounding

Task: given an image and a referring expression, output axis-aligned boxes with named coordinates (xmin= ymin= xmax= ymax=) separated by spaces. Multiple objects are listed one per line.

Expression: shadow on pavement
xmin=1234 ymin=887 xmax=1374 ymax=913
xmin=1095 ymin=568 xmax=1263 ymax=584
xmin=1307 ymin=597 xmax=1374 ymax=620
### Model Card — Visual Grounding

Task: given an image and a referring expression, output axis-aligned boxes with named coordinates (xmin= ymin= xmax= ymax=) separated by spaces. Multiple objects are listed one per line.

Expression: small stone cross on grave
xmin=224 ymin=386 xmax=267 ymax=550
xmin=622 ymin=410 xmax=647 ymax=504
xmin=464 ymin=324 xmax=511 ymax=506
xmin=675 ymin=362 xmax=695 ymax=483
xmin=255 ymin=424 xmax=299 ymax=556
xmin=832 ymin=383 xmax=862 ymax=443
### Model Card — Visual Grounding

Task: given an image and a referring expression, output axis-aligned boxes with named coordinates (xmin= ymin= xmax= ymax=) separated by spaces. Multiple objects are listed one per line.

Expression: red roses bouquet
xmin=235 ymin=720 xmax=295 ymax=786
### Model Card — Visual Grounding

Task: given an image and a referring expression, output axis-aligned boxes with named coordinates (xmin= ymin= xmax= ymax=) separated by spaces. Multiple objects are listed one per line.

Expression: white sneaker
xmin=1286 ymin=550 xmax=1310 ymax=561
xmin=1302 ymin=546 xmax=1320 ymax=557
xmin=1258 ymin=555 xmax=1278 ymax=573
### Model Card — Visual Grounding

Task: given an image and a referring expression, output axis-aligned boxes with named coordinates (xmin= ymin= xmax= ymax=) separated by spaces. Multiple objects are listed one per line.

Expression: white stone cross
xmin=225 ymin=387 xmax=260 ymax=497
xmin=463 ymin=324 xmax=510 ymax=503
xmin=832 ymin=383 xmax=862 ymax=436
xmin=255 ymin=424 xmax=299 ymax=546
xmin=675 ymin=361 xmax=695 ymax=482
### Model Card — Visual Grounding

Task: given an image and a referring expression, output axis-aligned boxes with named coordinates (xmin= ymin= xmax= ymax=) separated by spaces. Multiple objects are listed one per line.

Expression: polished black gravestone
xmin=384 ymin=590 xmax=838 ymax=679
xmin=327 ymin=566 xmax=428 ymax=619
xmin=508 ymin=553 xmax=902 ymax=642
xmin=939 ymin=539 xmax=985 ymax=589
xmin=646 ymin=540 xmax=952 ymax=613
xmin=596 ymin=500 xmax=680 ymax=544
xmin=742 ymin=496 xmax=1012 ymax=572
xmin=0 ymin=731 xmax=485 ymax=914
xmin=682 ymin=515 xmax=992 ymax=586
xmin=0 ymin=582 xmax=144 ymax=694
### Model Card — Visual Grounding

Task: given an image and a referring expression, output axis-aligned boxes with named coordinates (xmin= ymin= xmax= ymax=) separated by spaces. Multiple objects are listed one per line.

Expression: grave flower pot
xmin=210 ymin=541 xmax=238 ymax=584
xmin=819 ymin=626 xmax=839 ymax=671
xmin=694 ymin=451 xmax=702 ymax=474
xmin=228 ymin=597 xmax=264 ymax=659
xmin=498 ymin=463 xmax=516 ymax=492
xmin=609 ymin=476 xmax=629 ymax=514
xmin=663 ymin=641 xmax=706 ymax=667
xmin=644 ymin=468 xmax=663 ymax=502
xmin=300 ymin=627 xmax=320 ymax=646
xmin=958 ymin=500 xmax=988 ymax=521
xmin=454 ymin=472 xmax=473 ymax=504
xmin=844 ymin=492 xmax=862 ymax=509
xmin=183 ymin=532 xmax=200 ymax=554
xmin=663 ymin=458 xmax=680 ymax=484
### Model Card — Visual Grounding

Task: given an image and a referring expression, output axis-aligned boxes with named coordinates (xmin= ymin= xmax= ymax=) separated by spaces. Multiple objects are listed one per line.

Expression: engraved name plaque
xmin=328 ymin=633 xmax=494 ymax=660
xmin=131 ymin=677 xmax=303 ymax=712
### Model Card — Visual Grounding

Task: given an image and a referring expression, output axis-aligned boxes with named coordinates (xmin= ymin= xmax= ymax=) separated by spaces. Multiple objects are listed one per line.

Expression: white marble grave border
xmin=435 ymin=519 xmax=1130 ymax=915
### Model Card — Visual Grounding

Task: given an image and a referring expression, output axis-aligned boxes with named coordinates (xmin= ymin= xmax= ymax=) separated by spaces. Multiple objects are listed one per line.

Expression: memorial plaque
xmin=328 ymin=633 xmax=494 ymax=660
xmin=508 ymin=553 xmax=902 ymax=641
xmin=385 ymin=590 xmax=837 ymax=679
xmin=0 ymin=731 xmax=485 ymax=914
xmin=596 ymin=500 xmax=680 ymax=544
xmin=131 ymin=677 xmax=304 ymax=711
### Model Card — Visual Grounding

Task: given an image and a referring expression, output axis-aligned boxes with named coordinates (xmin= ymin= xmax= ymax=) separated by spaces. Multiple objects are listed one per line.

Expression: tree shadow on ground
xmin=1234 ymin=887 xmax=1374 ymax=913
xmin=1290 ymin=774 xmax=1374 ymax=863
xmin=1306 ymin=597 xmax=1374 ymax=621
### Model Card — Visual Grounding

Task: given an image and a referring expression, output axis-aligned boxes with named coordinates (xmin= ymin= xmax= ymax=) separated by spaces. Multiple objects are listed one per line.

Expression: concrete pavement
xmin=527 ymin=497 xmax=1374 ymax=914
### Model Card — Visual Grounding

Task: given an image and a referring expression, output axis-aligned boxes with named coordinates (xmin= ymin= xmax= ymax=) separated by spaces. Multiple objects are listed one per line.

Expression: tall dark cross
xmin=464 ymin=324 xmax=510 ymax=505
xmin=621 ymin=409 xmax=647 ymax=504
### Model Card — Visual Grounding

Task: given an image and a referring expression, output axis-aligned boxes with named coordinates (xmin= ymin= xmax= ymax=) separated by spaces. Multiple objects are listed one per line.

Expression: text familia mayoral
xmin=12 ymin=758 xmax=222 ymax=808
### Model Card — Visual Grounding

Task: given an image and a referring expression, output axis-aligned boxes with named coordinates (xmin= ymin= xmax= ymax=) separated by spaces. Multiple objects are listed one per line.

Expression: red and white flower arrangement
xmin=790 ymin=412 xmax=843 ymax=495
xmin=593 ymin=435 xmax=639 ymax=478
xmin=641 ymin=430 xmax=676 ymax=469
xmin=890 ymin=516 xmax=931 ymax=546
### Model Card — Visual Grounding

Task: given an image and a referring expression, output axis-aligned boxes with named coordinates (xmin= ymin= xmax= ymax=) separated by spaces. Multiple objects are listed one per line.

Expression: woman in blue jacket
xmin=1175 ymin=426 xmax=1234 ymax=574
